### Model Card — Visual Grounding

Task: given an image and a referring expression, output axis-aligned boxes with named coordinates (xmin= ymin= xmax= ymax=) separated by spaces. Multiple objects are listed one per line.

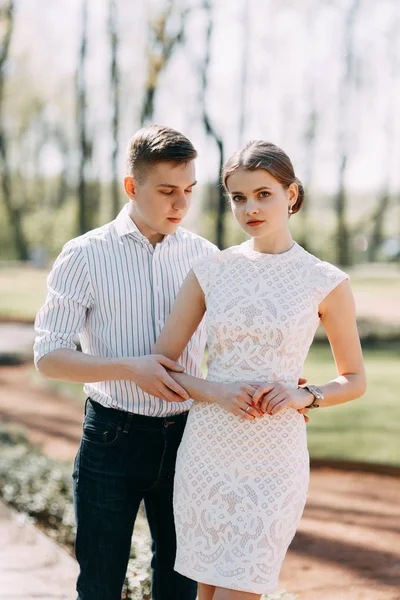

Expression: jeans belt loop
xmin=123 ymin=411 xmax=133 ymax=434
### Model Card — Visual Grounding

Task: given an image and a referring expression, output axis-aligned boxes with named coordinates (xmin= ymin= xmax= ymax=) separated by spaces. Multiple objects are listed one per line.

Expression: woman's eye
xmin=232 ymin=195 xmax=245 ymax=202
xmin=259 ymin=191 xmax=270 ymax=198
xmin=160 ymin=190 xmax=173 ymax=196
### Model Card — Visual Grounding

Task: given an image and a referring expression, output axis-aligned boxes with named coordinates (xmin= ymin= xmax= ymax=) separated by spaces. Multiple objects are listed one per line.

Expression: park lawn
xmin=2 ymin=261 xmax=398 ymax=465
xmin=29 ymin=369 xmax=87 ymax=402
xmin=29 ymin=342 xmax=400 ymax=467
xmin=0 ymin=266 xmax=48 ymax=321
xmin=304 ymin=342 xmax=400 ymax=466
xmin=1 ymin=262 xmax=400 ymax=324
xmin=346 ymin=264 xmax=400 ymax=326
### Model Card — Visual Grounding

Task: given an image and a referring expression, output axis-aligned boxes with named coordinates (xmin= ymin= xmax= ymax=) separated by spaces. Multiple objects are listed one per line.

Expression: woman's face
xmin=226 ymin=168 xmax=297 ymax=238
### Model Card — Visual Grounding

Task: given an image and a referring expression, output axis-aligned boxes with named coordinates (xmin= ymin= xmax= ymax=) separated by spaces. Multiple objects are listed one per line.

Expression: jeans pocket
xmin=82 ymin=415 xmax=120 ymax=447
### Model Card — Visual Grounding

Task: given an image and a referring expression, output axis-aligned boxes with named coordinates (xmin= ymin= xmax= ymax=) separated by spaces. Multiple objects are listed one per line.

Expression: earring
xmin=288 ymin=206 xmax=293 ymax=214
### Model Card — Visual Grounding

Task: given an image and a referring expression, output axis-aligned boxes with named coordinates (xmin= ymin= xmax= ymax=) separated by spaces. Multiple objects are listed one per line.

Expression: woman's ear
xmin=288 ymin=182 xmax=298 ymax=206
xmin=124 ymin=176 xmax=137 ymax=200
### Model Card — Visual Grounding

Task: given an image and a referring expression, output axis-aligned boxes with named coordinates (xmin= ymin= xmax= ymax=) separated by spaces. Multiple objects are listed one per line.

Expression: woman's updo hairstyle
xmin=222 ymin=141 xmax=304 ymax=215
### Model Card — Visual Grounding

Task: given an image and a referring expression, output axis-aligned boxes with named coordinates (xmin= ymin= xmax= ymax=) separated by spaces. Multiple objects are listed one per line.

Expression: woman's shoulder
xmin=297 ymin=246 xmax=348 ymax=277
xmin=295 ymin=245 xmax=350 ymax=301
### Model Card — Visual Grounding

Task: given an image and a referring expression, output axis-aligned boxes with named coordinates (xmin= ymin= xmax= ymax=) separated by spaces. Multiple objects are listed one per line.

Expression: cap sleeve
xmin=192 ymin=257 xmax=212 ymax=297
xmin=312 ymin=261 xmax=349 ymax=304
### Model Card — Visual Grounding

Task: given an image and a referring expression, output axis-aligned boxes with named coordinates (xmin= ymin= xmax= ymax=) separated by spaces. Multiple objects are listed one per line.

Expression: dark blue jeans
xmin=72 ymin=398 xmax=197 ymax=600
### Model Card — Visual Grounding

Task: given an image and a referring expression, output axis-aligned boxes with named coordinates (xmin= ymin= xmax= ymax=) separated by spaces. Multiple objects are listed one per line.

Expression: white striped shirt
xmin=34 ymin=204 xmax=218 ymax=416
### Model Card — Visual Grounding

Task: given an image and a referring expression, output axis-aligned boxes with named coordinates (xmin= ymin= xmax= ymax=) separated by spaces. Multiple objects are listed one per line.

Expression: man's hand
xmin=120 ymin=355 xmax=190 ymax=403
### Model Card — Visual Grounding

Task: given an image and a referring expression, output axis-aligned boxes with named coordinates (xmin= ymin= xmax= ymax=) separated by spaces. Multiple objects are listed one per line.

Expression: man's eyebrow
xmin=157 ymin=181 xmax=197 ymax=188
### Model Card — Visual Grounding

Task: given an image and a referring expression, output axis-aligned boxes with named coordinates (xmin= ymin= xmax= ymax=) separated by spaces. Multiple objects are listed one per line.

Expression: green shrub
xmin=0 ymin=429 xmax=76 ymax=546
xmin=0 ymin=424 xmax=151 ymax=599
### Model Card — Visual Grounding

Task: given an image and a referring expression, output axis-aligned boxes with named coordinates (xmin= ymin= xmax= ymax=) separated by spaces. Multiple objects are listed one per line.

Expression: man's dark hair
xmin=126 ymin=125 xmax=197 ymax=181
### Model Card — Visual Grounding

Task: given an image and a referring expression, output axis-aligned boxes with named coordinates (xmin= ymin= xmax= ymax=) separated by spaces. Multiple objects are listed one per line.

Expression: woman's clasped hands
xmin=216 ymin=379 xmax=311 ymax=422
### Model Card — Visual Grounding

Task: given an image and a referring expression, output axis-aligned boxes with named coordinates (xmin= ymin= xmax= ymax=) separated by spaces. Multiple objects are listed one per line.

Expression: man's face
xmin=125 ymin=161 xmax=196 ymax=242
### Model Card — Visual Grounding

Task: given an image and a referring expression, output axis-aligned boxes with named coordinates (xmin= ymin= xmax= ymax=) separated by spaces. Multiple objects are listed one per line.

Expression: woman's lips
xmin=246 ymin=220 xmax=265 ymax=227
xmin=167 ymin=218 xmax=182 ymax=223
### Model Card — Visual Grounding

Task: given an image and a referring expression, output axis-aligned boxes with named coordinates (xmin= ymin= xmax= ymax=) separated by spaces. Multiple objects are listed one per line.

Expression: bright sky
xmin=7 ymin=0 xmax=400 ymax=197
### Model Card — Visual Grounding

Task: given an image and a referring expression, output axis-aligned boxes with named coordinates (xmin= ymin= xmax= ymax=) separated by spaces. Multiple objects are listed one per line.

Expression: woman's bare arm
xmin=153 ymin=271 xmax=206 ymax=361
xmin=152 ymin=271 xmax=261 ymax=419
xmin=253 ymin=280 xmax=366 ymax=413
xmin=313 ymin=279 xmax=366 ymax=406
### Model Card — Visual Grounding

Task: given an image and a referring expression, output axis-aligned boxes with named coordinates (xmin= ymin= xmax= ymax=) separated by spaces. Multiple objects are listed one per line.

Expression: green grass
xmin=1 ymin=262 xmax=400 ymax=325
xmin=28 ymin=368 xmax=86 ymax=402
xmin=346 ymin=264 xmax=400 ymax=326
xmin=1 ymin=259 xmax=399 ymax=466
xmin=304 ymin=342 xmax=400 ymax=466
xmin=0 ymin=266 xmax=48 ymax=321
xmin=27 ymin=342 xmax=400 ymax=467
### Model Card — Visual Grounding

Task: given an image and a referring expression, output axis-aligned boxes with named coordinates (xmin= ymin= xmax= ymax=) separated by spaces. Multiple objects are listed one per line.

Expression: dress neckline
xmin=240 ymin=239 xmax=301 ymax=259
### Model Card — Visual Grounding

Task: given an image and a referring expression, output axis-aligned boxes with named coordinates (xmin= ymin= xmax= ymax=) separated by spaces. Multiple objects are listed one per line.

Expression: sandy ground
xmin=0 ymin=364 xmax=399 ymax=600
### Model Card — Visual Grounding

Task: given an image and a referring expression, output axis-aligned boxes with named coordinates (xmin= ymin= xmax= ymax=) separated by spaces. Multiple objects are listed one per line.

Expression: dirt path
xmin=1 ymin=364 xmax=399 ymax=600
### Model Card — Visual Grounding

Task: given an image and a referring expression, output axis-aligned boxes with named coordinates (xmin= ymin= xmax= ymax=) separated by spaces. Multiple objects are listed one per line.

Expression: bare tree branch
xmin=140 ymin=1 xmax=189 ymax=125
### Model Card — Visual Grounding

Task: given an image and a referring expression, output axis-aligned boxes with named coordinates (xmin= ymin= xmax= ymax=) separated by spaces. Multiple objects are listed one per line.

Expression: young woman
xmin=152 ymin=141 xmax=366 ymax=600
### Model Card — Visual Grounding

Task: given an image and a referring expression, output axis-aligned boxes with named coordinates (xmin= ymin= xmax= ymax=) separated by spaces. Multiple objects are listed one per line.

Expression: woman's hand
xmin=252 ymin=383 xmax=313 ymax=416
xmin=215 ymin=382 xmax=263 ymax=420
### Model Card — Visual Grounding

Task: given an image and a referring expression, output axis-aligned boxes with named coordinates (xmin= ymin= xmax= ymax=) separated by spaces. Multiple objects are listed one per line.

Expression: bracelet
xmin=302 ymin=384 xmax=324 ymax=409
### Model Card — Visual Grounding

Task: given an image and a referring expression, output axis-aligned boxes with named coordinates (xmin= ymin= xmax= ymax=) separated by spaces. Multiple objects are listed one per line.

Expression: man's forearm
xmin=37 ymin=348 xmax=127 ymax=383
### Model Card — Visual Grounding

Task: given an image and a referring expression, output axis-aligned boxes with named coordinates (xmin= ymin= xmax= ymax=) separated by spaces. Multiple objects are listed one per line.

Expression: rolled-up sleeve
xmin=34 ymin=240 xmax=93 ymax=368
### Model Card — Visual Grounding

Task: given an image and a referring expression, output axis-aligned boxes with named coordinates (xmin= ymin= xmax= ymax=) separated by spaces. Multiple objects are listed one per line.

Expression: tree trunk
xmin=368 ymin=192 xmax=391 ymax=262
xmin=336 ymin=155 xmax=350 ymax=266
xmin=52 ymin=128 xmax=70 ymax=209
xmin=334 ymin=0 xmax=360 ymax=266
xmin=201 ymin=0 xmax=225 ymax=249
xmin=298 ymin=5 xmax=319 ymax=252
xmin=238 ymin=0 xmax=249 ymax=147
xmin=108 ymin=0 xmax=120 ymax=218
xmin=0 ymin=0 xmax=29 ymax=260
xmin=0 ymin=136 xmax=28 ymax=260
xmin=367 ymin=9 xmax=400 ymax=263
xmin=76 ymin=0 xmax=94 ymax=235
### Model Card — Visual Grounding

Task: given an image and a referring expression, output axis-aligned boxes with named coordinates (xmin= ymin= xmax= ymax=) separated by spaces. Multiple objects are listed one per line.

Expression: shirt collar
xmin=114 ymin=203 xmax=178 ymax=245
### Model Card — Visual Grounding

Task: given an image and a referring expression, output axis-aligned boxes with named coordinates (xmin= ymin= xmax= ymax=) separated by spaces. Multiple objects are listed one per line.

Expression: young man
xmin=34 ymin=125 xmax=219 ymax=600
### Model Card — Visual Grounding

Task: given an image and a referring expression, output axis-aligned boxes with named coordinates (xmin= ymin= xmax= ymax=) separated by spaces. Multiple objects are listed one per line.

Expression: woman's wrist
xmin=300 ymin=388 xmax=315 ymax=408
xmin=203 ymin=380 xmax=224 ymax=404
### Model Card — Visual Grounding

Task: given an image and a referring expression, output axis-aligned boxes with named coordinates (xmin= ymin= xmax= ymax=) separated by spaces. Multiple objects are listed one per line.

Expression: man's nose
xmin=173 ymin=192 xmax=189 ymax=210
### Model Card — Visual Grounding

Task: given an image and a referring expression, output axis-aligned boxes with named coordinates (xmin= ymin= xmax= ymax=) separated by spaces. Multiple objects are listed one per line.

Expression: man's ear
xmin=124 ymin=176 xmax=137 ymax=201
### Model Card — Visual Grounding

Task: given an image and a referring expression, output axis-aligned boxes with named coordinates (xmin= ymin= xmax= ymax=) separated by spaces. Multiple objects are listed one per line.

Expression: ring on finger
xmin=245 ymin=406 xmax=251 ymax=413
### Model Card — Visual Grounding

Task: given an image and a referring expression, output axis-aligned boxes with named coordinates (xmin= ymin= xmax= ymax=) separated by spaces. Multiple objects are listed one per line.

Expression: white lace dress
xmin=173 ymin=240 xmax=348 ymax=594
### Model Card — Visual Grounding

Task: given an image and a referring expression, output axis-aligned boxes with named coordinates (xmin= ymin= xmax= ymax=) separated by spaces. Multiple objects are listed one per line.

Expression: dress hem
xmin=174 ymin=565 xmax=278 ymax=595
